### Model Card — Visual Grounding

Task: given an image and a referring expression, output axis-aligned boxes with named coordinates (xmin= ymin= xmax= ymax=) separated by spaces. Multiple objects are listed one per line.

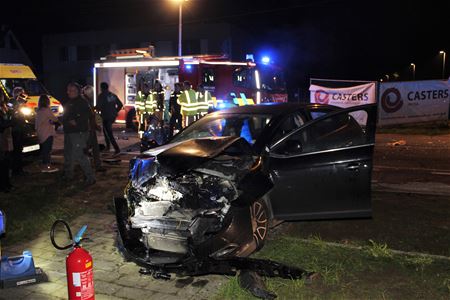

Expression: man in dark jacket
xmin=62 ymin=82 xmax=95 ymax=185
xmin=168 ymin=82 xmax=183 ymax=139
xmin=0 ymin=92 xmax=13 ymax=192
xmin=96 ymin=82 xmax=123 ymax=156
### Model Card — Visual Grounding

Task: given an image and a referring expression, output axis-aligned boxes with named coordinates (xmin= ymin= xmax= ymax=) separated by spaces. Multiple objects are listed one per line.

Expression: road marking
xmin=374 ymin=165 xmax=450 ymax=173
xmin=431 ymin=172 xmax=450 ymax=176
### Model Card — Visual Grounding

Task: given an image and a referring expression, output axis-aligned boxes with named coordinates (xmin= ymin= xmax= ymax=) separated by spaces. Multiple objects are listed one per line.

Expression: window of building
xmin=59 ymin=47 xmax=69 ymax=62
xmin=77 ymin=46 xmax=92 ymax=61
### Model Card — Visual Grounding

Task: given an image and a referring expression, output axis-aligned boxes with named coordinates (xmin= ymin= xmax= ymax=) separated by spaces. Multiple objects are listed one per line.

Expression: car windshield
xmin=0 ymin=78 xmax=47 ymax=97
xmin=171 ymin=114 xmax=273 ymax=145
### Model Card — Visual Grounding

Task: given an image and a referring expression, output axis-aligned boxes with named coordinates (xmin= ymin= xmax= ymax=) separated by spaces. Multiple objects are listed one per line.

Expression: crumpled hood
xmin=142 ymin=136 xmax=253 ymax=174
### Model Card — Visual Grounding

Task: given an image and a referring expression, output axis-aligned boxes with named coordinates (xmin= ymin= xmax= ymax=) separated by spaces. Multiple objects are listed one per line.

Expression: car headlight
xmin=58 ymin=105 xmax=64 ymax=114
xmin=20 ymin=107 xmax=33 ymax=116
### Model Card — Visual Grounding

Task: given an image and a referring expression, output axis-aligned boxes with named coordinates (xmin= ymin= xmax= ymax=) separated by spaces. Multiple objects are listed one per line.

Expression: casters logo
xmin=381 ymin=88 xmax=403 ymax=113
xmin=314 ymin=90 xmax=329 ymax=104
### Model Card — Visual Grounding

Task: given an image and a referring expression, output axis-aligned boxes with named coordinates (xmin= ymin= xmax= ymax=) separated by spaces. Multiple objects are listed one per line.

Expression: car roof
xmin=210 ymin=102 xmax=340 ymax=118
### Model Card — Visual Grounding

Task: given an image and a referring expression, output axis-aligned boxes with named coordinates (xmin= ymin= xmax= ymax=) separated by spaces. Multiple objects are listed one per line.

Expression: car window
xmin=271 ymin=112 xmax=306 ymax=145
xmin=273 ymin=109 xmax=367 ymax=156
xmin=171 ymin=114 xmax=272 ymax=145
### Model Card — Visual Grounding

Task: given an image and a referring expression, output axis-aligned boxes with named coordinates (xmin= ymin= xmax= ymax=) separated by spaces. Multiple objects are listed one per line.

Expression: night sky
xmin=3 ymin=0 xmax=449 ymax=90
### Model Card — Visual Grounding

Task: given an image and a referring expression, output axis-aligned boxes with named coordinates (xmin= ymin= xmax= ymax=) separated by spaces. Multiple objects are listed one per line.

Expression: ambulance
xmin=0 ymin=64 xmax=63 ymax=153
xmin=93 ymin=47 xmax=287 ymax=124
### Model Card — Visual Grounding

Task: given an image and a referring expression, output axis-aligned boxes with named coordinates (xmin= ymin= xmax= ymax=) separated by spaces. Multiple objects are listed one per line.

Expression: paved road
xmin=373 ymin=133 xmax=450 ymax=183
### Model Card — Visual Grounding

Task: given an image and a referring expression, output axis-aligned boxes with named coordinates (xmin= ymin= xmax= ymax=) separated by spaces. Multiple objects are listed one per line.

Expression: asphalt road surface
xmin=373 ymin=134 xmax=450 ymax=190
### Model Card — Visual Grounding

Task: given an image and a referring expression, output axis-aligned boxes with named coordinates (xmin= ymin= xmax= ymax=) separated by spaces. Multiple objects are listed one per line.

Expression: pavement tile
xmin=114 ymin=286 xmax=155 ymax=299
xmin=21 ymin=292 xmax=64 ymax=300
xmin=96 ymin=294 xmax=128 ymax=300
xmin=0 ymin=287 xmax=33 ymax=299
xmin=94 ymin=259 xmax=120 ymax=272
xmin=94 ymin=280 xmax=124 ymax=295
xmin=2 ymin=213 xmax=227 ymax=300
xmin=94 ymin=269 xmax=122 ymax=283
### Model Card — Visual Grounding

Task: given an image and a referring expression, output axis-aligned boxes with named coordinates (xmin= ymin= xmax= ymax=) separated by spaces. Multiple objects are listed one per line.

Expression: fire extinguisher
xmin=50 ymin=220 xmax=95 ymax=300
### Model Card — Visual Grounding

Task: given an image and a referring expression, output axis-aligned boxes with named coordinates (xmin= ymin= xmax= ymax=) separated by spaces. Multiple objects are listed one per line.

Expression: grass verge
xmin=215 ymin=236 xmax=450 ymax=299
xmin=0 ymin=163 xmax=128 ymax=247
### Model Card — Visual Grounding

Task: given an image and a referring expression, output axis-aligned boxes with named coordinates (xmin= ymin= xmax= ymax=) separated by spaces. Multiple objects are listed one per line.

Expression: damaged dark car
xmin=114 ymin=103 xmax=377 ymax=277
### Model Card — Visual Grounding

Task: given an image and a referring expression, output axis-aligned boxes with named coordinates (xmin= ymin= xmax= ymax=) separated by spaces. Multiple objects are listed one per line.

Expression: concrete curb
xmin=299 ymin=238 xmax=450 ymax=262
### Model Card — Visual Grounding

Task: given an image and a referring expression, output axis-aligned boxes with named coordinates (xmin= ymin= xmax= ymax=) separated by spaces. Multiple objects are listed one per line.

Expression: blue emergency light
xmin=261 ymin=56 xmax=271 ymax=64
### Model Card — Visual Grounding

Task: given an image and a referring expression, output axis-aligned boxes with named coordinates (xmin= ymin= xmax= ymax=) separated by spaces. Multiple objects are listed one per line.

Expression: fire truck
xmin=93 ymin=47 xmax=287 ymax=124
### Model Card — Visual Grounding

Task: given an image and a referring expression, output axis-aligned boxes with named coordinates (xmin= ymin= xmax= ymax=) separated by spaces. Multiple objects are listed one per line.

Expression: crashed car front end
xmin=115 ymin=136 xmax=273 ymax=269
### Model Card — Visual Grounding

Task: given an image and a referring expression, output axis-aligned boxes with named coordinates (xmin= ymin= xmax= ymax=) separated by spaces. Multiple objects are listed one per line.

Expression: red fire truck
xmin=93 ymin=47 xmax=287 ymax=124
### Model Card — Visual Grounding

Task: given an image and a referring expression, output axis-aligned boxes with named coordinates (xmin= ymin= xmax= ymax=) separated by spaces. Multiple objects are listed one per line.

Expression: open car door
xmin=267 ymin=104 xmax=377 ymax=221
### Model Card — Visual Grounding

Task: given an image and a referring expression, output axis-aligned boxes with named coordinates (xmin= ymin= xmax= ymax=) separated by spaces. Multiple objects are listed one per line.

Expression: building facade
xmin=42 ymin=23 xmax=234 ymax=99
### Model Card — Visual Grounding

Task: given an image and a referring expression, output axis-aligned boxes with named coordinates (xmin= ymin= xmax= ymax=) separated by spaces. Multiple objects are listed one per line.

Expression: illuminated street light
xmin=171 ymin=0 xmax=188 ymax=56
xmin=410 ymin=63 xmax=415 ymax=80
xmin=439 ymin=50 xmax=446 ymax=79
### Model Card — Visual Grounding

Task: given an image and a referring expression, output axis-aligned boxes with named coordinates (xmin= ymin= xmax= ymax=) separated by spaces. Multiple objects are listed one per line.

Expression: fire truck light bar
xmin=94 ymin=61 xmax=180 ymax=68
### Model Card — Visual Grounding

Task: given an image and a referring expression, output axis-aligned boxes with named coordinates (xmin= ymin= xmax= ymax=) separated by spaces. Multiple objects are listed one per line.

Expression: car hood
xmin=141 ymin=136 xmax=253 ymax=174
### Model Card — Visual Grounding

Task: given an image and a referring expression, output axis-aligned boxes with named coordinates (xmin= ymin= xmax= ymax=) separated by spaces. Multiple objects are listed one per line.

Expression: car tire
xmin=250 ymin=199 xmax=269 ymax=250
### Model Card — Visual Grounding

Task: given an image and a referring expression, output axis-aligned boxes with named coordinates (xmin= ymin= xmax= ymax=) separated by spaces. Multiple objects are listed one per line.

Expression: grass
xmin=215 ymin=236 xmax=450 ymax=299
xmin=0 ymin=161 xmax=128 ymax=247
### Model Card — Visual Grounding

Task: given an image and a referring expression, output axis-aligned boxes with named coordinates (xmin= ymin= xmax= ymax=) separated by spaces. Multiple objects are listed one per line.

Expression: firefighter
xmin=196 ymin=84 xmax=210 ymax=118
xmin=152 ymin=80 xmax=164 ymax=126
xmin=178 ymin=81 xmax=198 ymax=127
xmin=135 ymin=82 xmax=152 ymax=132
xmin=169 ymin=82 xmax=183 ymax=138
xmin=144 ymin=86 xmax=157 ymax=129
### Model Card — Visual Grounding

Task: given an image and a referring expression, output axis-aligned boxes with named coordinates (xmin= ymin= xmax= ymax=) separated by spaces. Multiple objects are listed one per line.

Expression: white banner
xmin=309 ymin=83 xmax=377 ymax=125
xmin=379 ymin=80 xmax=450 ymax=126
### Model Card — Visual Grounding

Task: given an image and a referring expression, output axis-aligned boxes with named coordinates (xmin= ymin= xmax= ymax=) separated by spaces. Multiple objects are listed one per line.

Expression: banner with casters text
xmin=309 ymin=82 xmax=377 ymax=124
xmin=378 ymin=80 xmax=449 ymax=126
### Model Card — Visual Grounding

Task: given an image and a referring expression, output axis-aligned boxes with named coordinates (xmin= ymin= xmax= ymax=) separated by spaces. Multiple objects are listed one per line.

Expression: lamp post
xmin=439 ymin=51 xmax=446 ymax=79
xmin=172 ymin=0 xmax=187 ymax=57
xmin=410 ymin=63 xmax=415 ymax=80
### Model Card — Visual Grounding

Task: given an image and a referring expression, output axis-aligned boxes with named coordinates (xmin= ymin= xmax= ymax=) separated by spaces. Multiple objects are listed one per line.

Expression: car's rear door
xmin=267 ymin=104 xmax=377 ymax=221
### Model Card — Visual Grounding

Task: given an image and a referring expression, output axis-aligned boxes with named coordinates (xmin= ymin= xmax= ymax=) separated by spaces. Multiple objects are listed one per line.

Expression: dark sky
xmin=3 ymin=0 xmax=449 ymax=89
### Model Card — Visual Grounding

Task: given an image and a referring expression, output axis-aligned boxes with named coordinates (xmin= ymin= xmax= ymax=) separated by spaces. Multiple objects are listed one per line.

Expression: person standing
xmin=153 ymin=80 xmax=164 ymax=126
xmin=169 ymin=82 xmax=183 ymax=138
xmin=35 ymin=95 xmax=59 ymax=173
xmin=0 ymin=92 xmax=13 ymax=192
xmin=196 ymin=84 xmax=210 ymax=118
xmin=178 ymin=81 xmax=198 ymax=127
xmin=96 ymin=82 xmax=123 ymax=156
xmin=135 ymin=82 xmax=152 ymax=132
xmin=163 ymin=85 xmax=171 ymax=125
xmin=62 ymin=82 xmax=95 ymax=185
xmin=81 ymin=85 xmax=105 ymax=172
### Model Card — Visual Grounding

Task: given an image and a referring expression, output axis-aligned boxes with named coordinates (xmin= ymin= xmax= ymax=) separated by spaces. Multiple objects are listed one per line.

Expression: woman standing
xmin=35 ymin=94 xmax=59 ymax=172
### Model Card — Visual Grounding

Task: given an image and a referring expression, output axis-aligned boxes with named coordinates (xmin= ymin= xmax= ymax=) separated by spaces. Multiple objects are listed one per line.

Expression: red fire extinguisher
xmin=51 ymin=220 xmax=95 ymax=300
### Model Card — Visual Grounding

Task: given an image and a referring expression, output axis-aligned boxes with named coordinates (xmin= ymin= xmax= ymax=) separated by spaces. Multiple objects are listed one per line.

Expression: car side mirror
xmin=284 ymin=139 xmax=303 ymax=154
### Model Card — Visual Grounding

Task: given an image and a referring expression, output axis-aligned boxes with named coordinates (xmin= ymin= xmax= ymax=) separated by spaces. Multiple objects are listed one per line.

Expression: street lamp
xmin=410 ymin=63 xmax=415 ymax=80
xmin=172 ymin=0 xmax=188 ymax=57
xmin=439 ymin=51 xmax=446 ymax=79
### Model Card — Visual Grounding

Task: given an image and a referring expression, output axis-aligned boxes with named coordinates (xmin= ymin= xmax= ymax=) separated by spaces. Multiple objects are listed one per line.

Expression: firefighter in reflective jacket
xmin=178 ymin=81 xmax=198 ymax=127
xmin=152 ymin=80 xmax=165 ymax=125
xmin=136 ymin=83 xmax=156 ymax=131
xmin=196 ymin=84 xmax=210 ymax=118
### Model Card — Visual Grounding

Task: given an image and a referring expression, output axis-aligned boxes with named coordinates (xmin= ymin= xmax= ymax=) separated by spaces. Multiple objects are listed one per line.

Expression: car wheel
xmin=250 ymin=199 xmax=269 ymax=250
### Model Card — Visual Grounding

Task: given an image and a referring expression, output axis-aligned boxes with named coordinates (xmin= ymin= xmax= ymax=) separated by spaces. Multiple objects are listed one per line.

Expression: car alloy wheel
xmin=250 ymin=199 xmax=268 ymax=249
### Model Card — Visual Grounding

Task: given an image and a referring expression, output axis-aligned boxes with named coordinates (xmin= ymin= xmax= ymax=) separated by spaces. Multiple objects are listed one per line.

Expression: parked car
xmin=114 ymin=103 xmax=377 ymax=271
